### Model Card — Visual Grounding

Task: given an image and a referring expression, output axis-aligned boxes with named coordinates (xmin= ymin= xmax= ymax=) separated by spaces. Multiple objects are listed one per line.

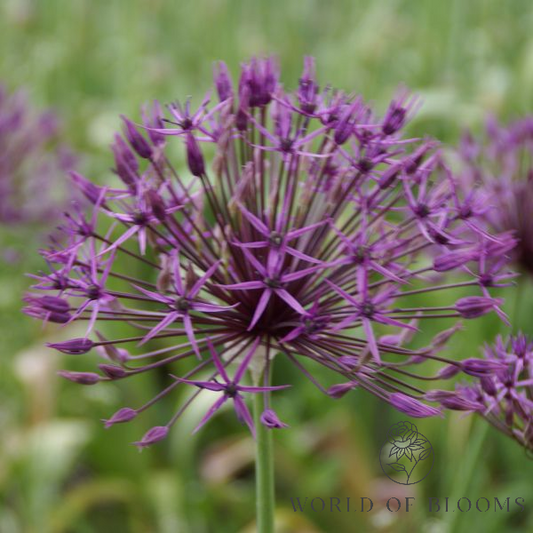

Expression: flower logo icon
xmin=379 ymin=421 xmax=434 ymax=485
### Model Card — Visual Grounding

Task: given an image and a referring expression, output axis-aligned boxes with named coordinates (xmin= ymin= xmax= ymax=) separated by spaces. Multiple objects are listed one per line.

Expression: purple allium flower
xmin=449 ymin=334 xmax=533 ymax=452
xmin=0 ymin=84 xmax=76 ymax=227
xmin=455 ymin=116 xmax=533 ymax=275
xmin=24 ymin=58 xmax=511 ymax=448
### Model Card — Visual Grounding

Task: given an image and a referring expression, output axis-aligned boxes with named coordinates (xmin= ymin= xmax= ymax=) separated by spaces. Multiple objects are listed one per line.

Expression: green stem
xmin=446 ymin=420 xmax=489 ymax=532
xmin=253 ymin=390 xmax=275 ymax=533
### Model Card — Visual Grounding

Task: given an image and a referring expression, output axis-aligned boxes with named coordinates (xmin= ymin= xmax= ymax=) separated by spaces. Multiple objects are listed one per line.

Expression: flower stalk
xmin=254 ymin=388 xmax=275 ymax=533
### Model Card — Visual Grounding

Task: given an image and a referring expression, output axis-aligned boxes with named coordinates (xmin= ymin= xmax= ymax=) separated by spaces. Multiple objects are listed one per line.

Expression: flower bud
xmin=461 ymin=358 xmax=506 ymax=377
xmin=58 ymin=370 xmax=100 ymax=385
xmin=98 ymin=363 xmax=127 ymax=379
xmin=333 ymin=101 xmax=360 ymax=145
xmin=26 ymin=295 xmax=69 ymax=314
xmin=122 ymin=116 xmax=153 ymax=159
xmin=103 ymin=407 xmax=137 ymax=428
xmin=214 ymin=61 xmax=233 ymax=102
xmin=485 ymin=232 xmax=517 ymax=257
xmin=430 ymin=322 xmax=463 ymax=349
xmin=382 ymin=102 xmax=407 ymax=136
xmin=94 ymin=331 xmax=130 ymax=363
xmin=389 ymin=393 xmax=441 ymax=418
xmin=434 ymin=250 xmax=477 ymax=272
xmin=297 ymin=56 xmax=318 ymax=113
xmin=186 ymin=134 xmax=205 ymax=177
xmin=23 ymin=306 xmax=71 ymax=324
xmin=146 ymin=189 xmax=167 ymax=222
xmin=455 ymin=296 xmax=502 ymax=319
xmin=235 ymin=107 xmax=248 ymax=132
xmin=111 ymin=134 xmax=139 ymax=187
xmin=327 ymin=382 xmax=357 ymax=399
xmin=70 ymin=171 xmax=102 ymax=205
xmin=243 ymin=57 xmax=279 ymax=107
xmin=403 ymin=142 xmax=434 ymax=174
xmin=48 ymin=338 xmax=94 ymax=355
xmin=142 ymin=101 xmax=165 ymax=146
xmin=437 ymin=364 xmax=461 ymax=379
xmin=133 ymin=426 xmax=169 ymax=450
xmin=425 ymin=390 xmax=483 ymax=411
xmin=260 ymin=409 xmax=289 ymax=429
xmin=378 ymin=161 xmax=403 ymax=189
xmin=480 ymin=376 xmax=497 ymax=396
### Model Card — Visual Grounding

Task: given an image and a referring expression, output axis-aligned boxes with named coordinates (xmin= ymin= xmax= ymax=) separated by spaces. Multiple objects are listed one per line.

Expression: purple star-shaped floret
xmin=327 ymin=270 xmax=416 ymax=364
xmin=134 ymin=254 xmax=233 ymax=358
xmin=220 ymin=245 xmax=327 ymax=330
xmin=175 ymin=338 xmax=290 ymax=436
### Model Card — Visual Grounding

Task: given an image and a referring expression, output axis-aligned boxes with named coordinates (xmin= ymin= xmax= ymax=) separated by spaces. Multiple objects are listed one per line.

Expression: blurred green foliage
xmin=1 ymin=1 xmax=533 ymax=532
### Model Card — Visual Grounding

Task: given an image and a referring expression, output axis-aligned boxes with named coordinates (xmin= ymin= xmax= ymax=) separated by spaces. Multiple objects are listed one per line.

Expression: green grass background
xmin=1 ymin=1 xmax=533 ymax=532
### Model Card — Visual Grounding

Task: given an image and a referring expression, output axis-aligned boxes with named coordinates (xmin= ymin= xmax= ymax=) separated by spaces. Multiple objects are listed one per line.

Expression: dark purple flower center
xmin=175 ymin=297 xmax=191 ymax=311
xmin=268 ymin=232 xmax=283 ymax=247
xmin=52 ymin=277 xmax=69 ymax=290
xmin=264 ymin=276 xmax=283 ymax=289
xmin=360 ymin=301 xmax=375 ymax=318
xmin=180 ymin=117 xmax=193 ymax=130
xmin=429 ymin=229 xmax=449 ymax=245
xmin=479 ymin=274 xmax=494 ymax=287
xmin=460 ymin=205 xmax=473 ymax=219
xmin=351 ymin=246 xmax=368 ymax=264
xmin=304 ymin=318 xmax=324 ymax=334
xmin=225 ymin=383 xmax=238 ymax=398
xmin=133 ymin=211 xmax=149 ymax=226
xmin=357 ymin=129 xmax=374 ymax=146
xmin=415 ymin=203 xmax=430 ymax=218
xmin=358 ymin=157 xmax=373 ymax=173
xmin=87 ymin=285 xmax=102 ymax=300
xmin=280 ymin=138 xmax=294 ymax=153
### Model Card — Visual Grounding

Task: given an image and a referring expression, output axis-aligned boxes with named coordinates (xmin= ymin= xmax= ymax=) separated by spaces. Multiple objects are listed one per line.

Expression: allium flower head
xmin=450 ymin=334 xmax=533 ymax=453
xmin=24 ymin=58 xmax=512 ymax=447
xmin=456 ymin=116 xmax=533 ymax=275
xmin=0 ymin=84 xmax=76 ymax=226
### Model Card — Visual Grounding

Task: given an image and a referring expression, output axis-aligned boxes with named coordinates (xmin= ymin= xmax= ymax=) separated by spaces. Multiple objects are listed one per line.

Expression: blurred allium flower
xmin=444 ymin=334 xmax=533 ymax=452
xmin=0 ymin=85 xmax=76 ymax=226
xmin=24 ymin=57 xmax=512 ymax=448
xmin=456 ymin=116 xmax=533 ymax=275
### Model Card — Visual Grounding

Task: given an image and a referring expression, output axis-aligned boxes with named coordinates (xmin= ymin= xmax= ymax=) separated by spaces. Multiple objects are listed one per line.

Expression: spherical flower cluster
xmin=0 ymin=84 xmax=76 ymax=226
xmin=24 ymin=57 xmax=513 ymax=448
xmin=448 ymin=334 xmax=533 ymax=453
xmin=456 ymin=116 xmax=533 ymax=275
